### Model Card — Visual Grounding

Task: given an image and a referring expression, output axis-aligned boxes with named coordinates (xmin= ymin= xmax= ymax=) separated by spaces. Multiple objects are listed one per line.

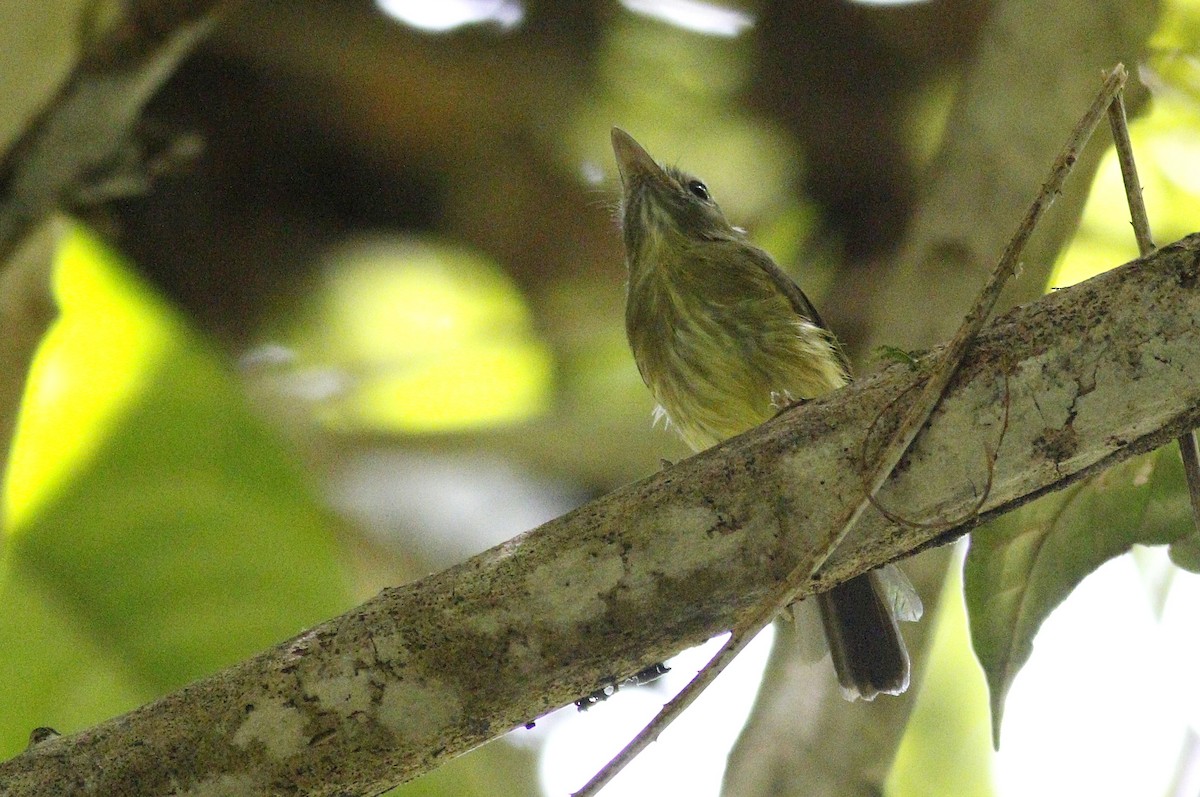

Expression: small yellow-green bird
xmin=612 ymin=127 xmax=918 ymax=700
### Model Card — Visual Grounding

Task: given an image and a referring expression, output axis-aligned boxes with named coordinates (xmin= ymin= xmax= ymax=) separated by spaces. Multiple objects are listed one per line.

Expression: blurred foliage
xmin=283 ymin=236 xmax=552 ymax=433
xmin=1050 ymin=87 xmax=1200 ymax=288
xmin=0 ymin=227 xmax=351 ymax=758
xmin=564 ymin=10 xmax=801 ymax=223
xmin=0 ymin=0 xmax=83 ymax=155
xmin=889 ymin=551 xmax=994 ymax=797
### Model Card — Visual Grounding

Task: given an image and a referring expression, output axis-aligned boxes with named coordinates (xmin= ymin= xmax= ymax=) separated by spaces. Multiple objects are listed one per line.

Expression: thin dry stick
xmin=1106 ymin=87 xmax=1200 ymax=534
xmin=572 ymin=63 xmax=1130 ymax=797
xmin=1178 ymin=435 xmax=1200 ymax=527
xmin=1107 ymin=93 xmax=1155 ymax=256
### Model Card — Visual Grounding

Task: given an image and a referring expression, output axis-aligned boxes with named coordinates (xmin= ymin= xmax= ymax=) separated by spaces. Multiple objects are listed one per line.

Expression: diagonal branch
xmin=3 ymin=234 xmax=1200 ymax=795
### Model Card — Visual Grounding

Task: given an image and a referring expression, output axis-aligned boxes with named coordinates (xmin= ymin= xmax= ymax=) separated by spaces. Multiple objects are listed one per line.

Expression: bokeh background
xmin=3 ymin=1 xmax=1200 ymax=795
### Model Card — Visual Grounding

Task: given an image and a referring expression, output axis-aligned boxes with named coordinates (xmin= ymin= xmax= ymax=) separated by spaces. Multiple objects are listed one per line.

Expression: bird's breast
xmin=626 ymin=272 xmax=845 ymax=452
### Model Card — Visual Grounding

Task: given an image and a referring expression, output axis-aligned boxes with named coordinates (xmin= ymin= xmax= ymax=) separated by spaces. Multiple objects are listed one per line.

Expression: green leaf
xmin=0 ymin=228 xmax=351 ymax=757
xmin=873 ymin=344 xmax=922 ymax=369
xmin=963 ymin=446 xmax=1192 ymax=747
xmin=1168 ymin=533 xmax=1200 ymax=572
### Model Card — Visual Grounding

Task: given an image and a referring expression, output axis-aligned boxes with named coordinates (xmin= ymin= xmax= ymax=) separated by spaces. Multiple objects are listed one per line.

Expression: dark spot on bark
xmin=308 ymin=728 xmax=337 ymax=746
xmin=709 ymin=514 xmax=736 ymax=536
xmin=1034 ymin=425 xmax=1078 ymax=463
xmin=1126 ymin=347 xmax=1143 ymax=375
xmin=1179 ymin=250 xmax=1200 ymax=289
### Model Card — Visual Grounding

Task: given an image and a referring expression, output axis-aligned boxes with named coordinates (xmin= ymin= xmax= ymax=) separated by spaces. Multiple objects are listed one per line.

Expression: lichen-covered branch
xmin=3 ymin=235 xmax=1199 ymax=796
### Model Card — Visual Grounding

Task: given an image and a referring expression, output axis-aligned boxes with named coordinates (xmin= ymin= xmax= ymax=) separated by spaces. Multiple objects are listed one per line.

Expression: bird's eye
xmin=686 ymin=180 xmax=710 ymax=201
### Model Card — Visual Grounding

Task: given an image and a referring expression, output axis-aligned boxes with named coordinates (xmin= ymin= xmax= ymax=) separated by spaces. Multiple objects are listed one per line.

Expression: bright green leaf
xmin=888 ymin=550 xmax=995 ymax=797
xmin=0 ymin=227 xmax=351 ymax=757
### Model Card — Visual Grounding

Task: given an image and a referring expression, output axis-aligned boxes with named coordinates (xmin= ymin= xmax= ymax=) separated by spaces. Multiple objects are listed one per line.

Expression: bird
xmin=611 ymin=127 xmax=919 ymax=700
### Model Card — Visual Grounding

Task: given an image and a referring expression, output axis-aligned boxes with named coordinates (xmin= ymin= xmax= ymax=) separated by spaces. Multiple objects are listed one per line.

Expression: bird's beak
xmin=611 ymin=128 xmax=672 ymax=192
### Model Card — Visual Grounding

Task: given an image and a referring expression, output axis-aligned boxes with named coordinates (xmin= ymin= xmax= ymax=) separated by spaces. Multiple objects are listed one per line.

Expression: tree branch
xmin=0 ymin=0 xmax=231 ymax=264
xmin=3 ymin=234 xmax=1200 ymax=795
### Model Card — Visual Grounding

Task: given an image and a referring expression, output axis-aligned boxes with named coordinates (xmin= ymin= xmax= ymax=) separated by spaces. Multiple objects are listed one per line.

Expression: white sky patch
xmin=995 ymin=552 xmax=1194 ymax=797
xmin=376 ymin=0 xmax=524 ymax=33
xmin=620 ymin=0 xmax=754 ymax=38
xmin=537 ymin=626 xmax=774 ymax=796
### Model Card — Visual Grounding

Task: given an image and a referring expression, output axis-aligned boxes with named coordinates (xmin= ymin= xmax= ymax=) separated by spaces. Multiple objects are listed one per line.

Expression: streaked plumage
xmin=612 ymin=127 xmax=916 ymax=700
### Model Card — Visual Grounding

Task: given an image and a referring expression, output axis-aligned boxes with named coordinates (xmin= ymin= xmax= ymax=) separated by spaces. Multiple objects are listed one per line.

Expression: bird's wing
xmin=738 ymin=242 xmax=853 ymax=376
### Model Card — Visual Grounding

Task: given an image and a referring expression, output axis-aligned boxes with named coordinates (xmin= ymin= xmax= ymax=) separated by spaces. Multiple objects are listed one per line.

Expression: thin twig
xmin=1179 ymin=436 xmax=1200 ymax=531
xmin=1107 ymin=90 xmax=1155 ymax=256
xmin=572 ymin=63 xmax=1129 ymax=797
xmin=1106 ymin=79 xmax=1200 ymax=536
